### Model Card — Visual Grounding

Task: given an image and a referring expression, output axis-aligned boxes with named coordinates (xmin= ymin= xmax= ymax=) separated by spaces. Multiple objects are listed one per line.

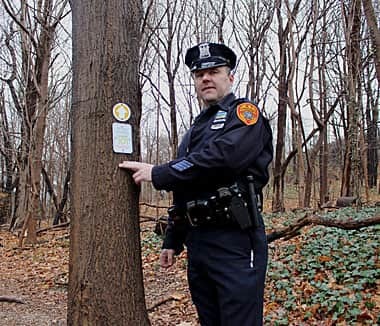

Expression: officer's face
xmin=193 ymin=66 xmax=234 ymax=106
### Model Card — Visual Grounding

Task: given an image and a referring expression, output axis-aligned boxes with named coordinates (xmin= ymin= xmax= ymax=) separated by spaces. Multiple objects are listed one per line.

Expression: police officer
xmin=119 ymin=42 xmax=273 ymax=326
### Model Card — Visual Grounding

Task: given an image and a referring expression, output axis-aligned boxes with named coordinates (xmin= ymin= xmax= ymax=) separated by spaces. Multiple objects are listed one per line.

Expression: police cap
xmin=185 ymin=42 xmax=237 ymax=72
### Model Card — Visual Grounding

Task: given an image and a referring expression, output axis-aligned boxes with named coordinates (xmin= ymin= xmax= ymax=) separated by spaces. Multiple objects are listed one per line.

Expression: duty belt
xmin=185 ymin=199 xmax=236 ymax=227
xmin=168 ymin=180 xmax=262 ymax=230
xmin=167 ymin=202 xmax=232 ymax=228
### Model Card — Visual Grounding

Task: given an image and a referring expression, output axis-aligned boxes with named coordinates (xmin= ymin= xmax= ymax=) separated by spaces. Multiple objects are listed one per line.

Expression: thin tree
xmin=361 ymin=0 xmax=379 ymax=189
xmin=0 ymin=83 xmax=15 ymax=195
xmin=340 ymin=0 xmax=362 ymax=201
xmin=286 ymin=0 xmax=310 ymax=208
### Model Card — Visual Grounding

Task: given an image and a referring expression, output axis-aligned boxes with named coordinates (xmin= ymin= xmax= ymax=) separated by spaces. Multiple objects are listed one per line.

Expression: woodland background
xmin=0 ymin=0 xmax=379 ymax=325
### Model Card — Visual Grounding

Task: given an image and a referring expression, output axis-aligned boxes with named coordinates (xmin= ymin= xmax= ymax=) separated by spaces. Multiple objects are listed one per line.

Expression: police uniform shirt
xmin=151 ymin=93 xmax=273 ymax=253
xmin=152 ymin=93 xmax=272 ymax=192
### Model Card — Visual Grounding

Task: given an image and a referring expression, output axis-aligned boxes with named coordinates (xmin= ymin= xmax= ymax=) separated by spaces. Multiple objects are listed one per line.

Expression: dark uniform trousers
xmin=185 ymin=214 xmax=267 ymax=326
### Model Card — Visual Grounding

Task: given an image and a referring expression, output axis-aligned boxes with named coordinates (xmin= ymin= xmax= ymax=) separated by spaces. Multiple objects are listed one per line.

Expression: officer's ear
xmin=226 ymin=67 xmax=234 ymax=83
xmin=229 ymin=72 xmax=234 ymax=83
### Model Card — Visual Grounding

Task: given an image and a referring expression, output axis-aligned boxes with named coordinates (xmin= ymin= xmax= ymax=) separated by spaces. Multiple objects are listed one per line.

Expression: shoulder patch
xmin=236 ymin=103 xmax=259 ymax=126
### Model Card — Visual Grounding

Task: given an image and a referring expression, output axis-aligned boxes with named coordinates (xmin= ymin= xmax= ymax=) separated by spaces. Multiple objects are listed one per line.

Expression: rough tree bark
xmin=68 ymin=0 xmax=150 ymax=325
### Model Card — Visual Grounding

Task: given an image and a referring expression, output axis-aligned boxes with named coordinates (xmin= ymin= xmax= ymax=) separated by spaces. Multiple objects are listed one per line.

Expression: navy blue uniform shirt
xmin=152 ymin=93 xmax=273 ymax=253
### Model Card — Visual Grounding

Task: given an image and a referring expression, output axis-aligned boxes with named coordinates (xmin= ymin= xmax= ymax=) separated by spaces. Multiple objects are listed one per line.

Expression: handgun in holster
xmin=246 ymin=175 xmax=261 ymax=228
xmin=227 ymin=184 xmax=252 ymax=230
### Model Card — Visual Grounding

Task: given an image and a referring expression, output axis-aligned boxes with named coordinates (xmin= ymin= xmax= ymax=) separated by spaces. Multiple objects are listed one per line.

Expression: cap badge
xmin=199 ymin=43 xmax=211 ymax=58
xmin=236 ymin=103 xmax=259 ymax=126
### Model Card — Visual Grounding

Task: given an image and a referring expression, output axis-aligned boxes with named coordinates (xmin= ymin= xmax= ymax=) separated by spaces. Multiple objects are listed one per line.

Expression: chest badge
xmin=236 ymin=103 xmax=259 ymax=125
xmin=211 ymin=110 xmax=227 ymax=130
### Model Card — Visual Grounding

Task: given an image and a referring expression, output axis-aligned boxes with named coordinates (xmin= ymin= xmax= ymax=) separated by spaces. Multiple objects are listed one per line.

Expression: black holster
xmin=246 ymin=175 xmax=261 ymax=228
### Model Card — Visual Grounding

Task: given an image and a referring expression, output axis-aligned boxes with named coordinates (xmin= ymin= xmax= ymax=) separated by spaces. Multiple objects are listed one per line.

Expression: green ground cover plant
xmin=265 ymin=207 xmax=379 ymax=325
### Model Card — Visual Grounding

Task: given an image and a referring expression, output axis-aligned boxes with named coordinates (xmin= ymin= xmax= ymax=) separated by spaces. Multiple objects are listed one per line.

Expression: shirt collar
xmin=205 ymin=93 xmax=236 ymax=111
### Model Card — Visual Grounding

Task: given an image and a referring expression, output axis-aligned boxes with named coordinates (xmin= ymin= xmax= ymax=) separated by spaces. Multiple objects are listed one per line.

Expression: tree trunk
xmin=318 ymin=22 xmax=329 ymax=205
xmin=0 ymin=89 xmax=14 ymax=196
xmin=365 ymin=91 xmax=378 ymax=189
xmin=68 ymin=0 xmax=150 ymax=325
xmin=168 ymin=73 xmax=178 ymax=158
xmin=52 ymin=169 xmax=70 ymax=225
xmin=361 ymin=0 xmax=380 ymax=86
xmin=361 ymin=1 xmax=380 ymax=194
xmin=24 ymin=15 xmax=54 ymax=244
xmin=341 ymin=0 xmax=362 ymax=201
xmin=359 ymin=123 xmax=369 ymax=202
xmin=288 ymin=65 xmax=304 ymax=207
xmin=272 ymin=1 xmax=287 ymax=212
xmin=364 ymin=42 xmax=378 ymax=189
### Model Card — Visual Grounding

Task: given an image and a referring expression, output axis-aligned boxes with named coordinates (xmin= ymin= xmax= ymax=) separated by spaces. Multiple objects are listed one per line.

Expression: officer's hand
xmin=160 ymin=249 xmax=176 ymax=268
xmin=118 ymin=161 xmax=153 ymax=185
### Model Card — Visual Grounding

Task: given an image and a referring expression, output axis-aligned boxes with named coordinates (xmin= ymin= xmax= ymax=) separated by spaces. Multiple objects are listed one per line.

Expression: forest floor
xmin=0 ymin=223 xmax=198 ymax=326
xmin=0 ymin=201 xmax=379 ymax=326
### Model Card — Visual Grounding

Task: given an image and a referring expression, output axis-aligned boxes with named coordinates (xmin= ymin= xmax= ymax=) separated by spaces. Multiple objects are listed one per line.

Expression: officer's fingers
xmin=133 ymin=169 xmax=148 ymax=183
xmin=132 ymin=171 xmax=143 ymax=185
xmin=163 ymin=249 xmax=175 ymax=268
xmin=166 ymin=252 xmax=175 ymax=267
xmin=160 ymin=250 xmax=174 ymax=268
xmin=159 ymin=251 xmax=169 ymax=268
xmin=132 ymin=168 xmax=152 ymax=184
xmin=118 ymin=161 xmax=140 ymax=171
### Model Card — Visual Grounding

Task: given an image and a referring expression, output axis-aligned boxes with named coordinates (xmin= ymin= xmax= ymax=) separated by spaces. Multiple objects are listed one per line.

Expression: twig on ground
xmin=147 ymin=293 xmax=185 ymax=312
xmin=36 ymin=222 xmax=70 ymax=234
xmin=0 ymin=296 xmax=25 ymax=304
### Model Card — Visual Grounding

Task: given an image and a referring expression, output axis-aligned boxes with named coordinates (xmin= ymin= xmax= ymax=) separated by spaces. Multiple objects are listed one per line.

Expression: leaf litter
xmin=0 ymin=209 xmax=379 ymax=325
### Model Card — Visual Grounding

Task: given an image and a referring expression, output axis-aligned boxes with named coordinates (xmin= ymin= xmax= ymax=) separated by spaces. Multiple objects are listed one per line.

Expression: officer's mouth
xmin=202 ymin=86 xmax=216 ymax=92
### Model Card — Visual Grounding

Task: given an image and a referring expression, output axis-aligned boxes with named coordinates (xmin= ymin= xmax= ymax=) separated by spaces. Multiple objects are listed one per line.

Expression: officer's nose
xmin=201 ymin=72 xmax=212 ymax=82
